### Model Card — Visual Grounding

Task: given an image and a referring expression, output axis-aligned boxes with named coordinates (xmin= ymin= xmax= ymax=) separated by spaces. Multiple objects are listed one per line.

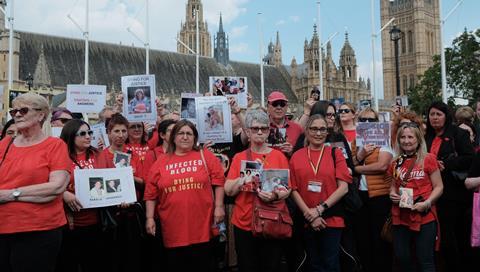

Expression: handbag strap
xmin=396 ymin=156 xmax=416 ymax=187
xmin=0 ymin=137 xmax=14 ymax=169
xmin=199 ymin=148 xmax=211 ymax=184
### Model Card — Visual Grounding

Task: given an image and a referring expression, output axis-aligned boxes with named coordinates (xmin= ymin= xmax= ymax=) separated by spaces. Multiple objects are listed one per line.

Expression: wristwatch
xmin=320 ymin=202 xmax=329 ymax=210
xmin=12 ymin=188 xmax=21 ymax=201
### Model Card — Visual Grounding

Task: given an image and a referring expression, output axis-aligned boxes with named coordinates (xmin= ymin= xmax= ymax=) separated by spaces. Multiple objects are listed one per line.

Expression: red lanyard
xmin=307 ymin=145 xmax=325 ymax=176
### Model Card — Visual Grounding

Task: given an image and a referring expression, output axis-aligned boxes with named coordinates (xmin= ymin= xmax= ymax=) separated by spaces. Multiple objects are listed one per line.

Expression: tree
xmin=408 ymin=28 xmax=480 ymax=115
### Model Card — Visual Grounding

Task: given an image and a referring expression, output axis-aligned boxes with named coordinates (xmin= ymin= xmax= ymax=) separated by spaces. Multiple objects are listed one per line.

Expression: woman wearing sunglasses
xmin=224 ymin=110 xmax=290 ymax=272
xmin=290 ymin=114 xmax=352 ymax=271
xmin=57 ymin=119 xmax=109 ymax=272
xmin=338 ymin=103 xmax=357 ymax=145
xmin=50 ymin=107 xmax=73 ymax=128
xmin=352 ymin=107 xmax=394 ymax=272
xmin=0 ymin=93 xmax=71 ymax=272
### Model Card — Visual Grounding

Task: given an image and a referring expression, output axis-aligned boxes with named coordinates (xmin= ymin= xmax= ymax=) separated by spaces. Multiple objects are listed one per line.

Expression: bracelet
xmin=316 ymin=206 xmax=323 ymax=217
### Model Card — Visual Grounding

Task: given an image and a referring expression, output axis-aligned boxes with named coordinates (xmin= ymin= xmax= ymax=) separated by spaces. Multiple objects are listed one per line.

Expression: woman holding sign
xmin=144 ymin=120 xmax=225 ymax=272
xmin=224 ymin=110 xmax=290 ymax=272
xmin=387 ymin=122 xmax=443 ymax=271
xmin=0 ymin=93 xmax=71 ymax=272
xmin=57 ymin=119 xmax=109 ymax=272
xmin=290 ymin=114 xmax=352 ymax=271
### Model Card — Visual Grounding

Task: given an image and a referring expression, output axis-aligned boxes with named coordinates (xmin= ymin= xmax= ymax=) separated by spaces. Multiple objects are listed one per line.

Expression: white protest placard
xmin=356 ymin=122 xmax=391 ymax=148
xmin=122 ymin=74 xmax=157 ymax=122
xmin=74 ymin=167 xmax=137 ymax=209
xmin=180 ymin=93 xmax=202 ymax=124
xmin=195 ymin=96 xmax=232 ymax=143
xmin=66 ymin=85 xmax=106 ymax=113
xmin=90 ymin=123 xmax=109 ymax=149
xmin=209 ymin=76 xmax=248 ymax=108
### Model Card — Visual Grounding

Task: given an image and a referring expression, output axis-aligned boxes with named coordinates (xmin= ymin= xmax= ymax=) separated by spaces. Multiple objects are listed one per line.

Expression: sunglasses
xmin=326 ymin=112 xmax=336 ymax=118
xmin=9 ymin=107 xmax=42 ymax=117
xmin=53 ymin=118 xmax=72 ymax=124
xmin=399 ymin=122 xmax=419 ymax=128
xmin=129 ymin=124 xmax=143 ymax=130
xmin=76 ymin=130 xmax=94 ymax=137
xmin=338 ymin=108 xmax=351 ymax=114
xmin=270 ymin=101 xmax=287 ymax=108
xmin=308 ymin=126 xmax=328 ymax=134
xmin=249 ymin=126 xmax=270 ymax=133
xmin=358 ymin=117 xmax=378 ymax=122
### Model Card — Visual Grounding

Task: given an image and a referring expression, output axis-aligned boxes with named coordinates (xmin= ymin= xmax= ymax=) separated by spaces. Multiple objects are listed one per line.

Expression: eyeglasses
xmin=358 ymin=117 xmax=378 ymax=122
xmin=249 ymin=126 xmax=270 ymax=133
xmin=338 ymin=108 xmax=351 ymax=114
xmin=129 ymin=124 xmax=143 ymax=130
xmin=399 ymin=122 xmax=419 ymax=128
xmin=326 ymin=112 xmax=336 ymax=118
xmin=9 ymin=107 xmax=42 ymax=117
xmin=53 ymin=118 xmax=72 ymax=124
xmin=270 ymin=100 xmax=287 ymax=108
xmin=308 ymin=126 xmax=328 ymax=134
xmin=177 ymin=131 xmax=194 ymax=137
xmin=76 ymin=130 xmax=94 ymax=137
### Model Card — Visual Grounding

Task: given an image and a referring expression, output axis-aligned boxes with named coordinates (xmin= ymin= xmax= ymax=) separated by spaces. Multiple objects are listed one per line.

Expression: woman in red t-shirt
xmin=144 ymin=120 xmax=225 ymax=272
xmin=0 ymin=93 xmax=71 ymax=272
xmin=338 ymin=102 xmax=357 ymax=145
xmin=290 ymin=114 xmax=352 ymax=271
xmin=126 ymin=121 xmax=150 ymax=181
xmin=225 ymin=110 xmax=290 ymax=272
xmin=388 ymin=122 xmax=443 ymax=271
xmin=57 ymin=119 xmax=109 ymax=272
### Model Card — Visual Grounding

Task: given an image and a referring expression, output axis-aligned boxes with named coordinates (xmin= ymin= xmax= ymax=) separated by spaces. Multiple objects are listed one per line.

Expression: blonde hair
xmin=357 ymin=107 xmax=379 ymax=121
xmin=455 ymin=106 xmax=475 ymax=124
xmin=304 ymin=114 xmax=327 ymax=147
xmin=12 ymin=93 xmax=50 ymax=125
xmin=394 ymin=124 xmax=427 ymax=166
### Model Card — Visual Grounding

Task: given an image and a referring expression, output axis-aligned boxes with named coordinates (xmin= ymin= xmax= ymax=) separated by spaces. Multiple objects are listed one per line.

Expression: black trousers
xmin=165 ymin=241 xmax=213 ymax=272
xmin=0 ymin=227 xmax=63 ymax=272
xmin=234 ymin=226 xmax=285 ymax=272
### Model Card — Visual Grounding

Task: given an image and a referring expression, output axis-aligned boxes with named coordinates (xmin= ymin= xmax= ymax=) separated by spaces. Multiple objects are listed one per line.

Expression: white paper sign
xmin=74 ymin=167 xmax=137 ymax=208
xmin=209 ymin=76 xmax=248 ymax=108
xmin=180 ymin=93 xmax=202 ymax=124
xmin=66 ymin=85 xmax=106 ymax=113
xmin=90 ymin=123 xmax=109 ymax=149
xmin=122 ymin=74 xmax=157 ymax=122
xmin=195 ymin=96 xmax=232 ymax=143
xmin=356 ymin=122 xmax=391 ymax=148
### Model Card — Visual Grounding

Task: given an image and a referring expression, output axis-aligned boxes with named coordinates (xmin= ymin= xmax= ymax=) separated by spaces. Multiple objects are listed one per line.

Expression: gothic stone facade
xmin=177 ymin=0 xmax=212 ymax=57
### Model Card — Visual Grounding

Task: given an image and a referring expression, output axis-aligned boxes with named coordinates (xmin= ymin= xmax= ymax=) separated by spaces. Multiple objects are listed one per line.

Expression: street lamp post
xmin=390 ymin=25 xmax=402 ymax=97
xmin=25 ymin=73 xmax=33 ymax=90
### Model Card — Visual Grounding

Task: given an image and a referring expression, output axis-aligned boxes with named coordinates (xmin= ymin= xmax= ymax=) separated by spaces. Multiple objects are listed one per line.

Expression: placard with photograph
xmin=209 ymin=76 xmax=248 ymax=108
xmin=121 ymin=74 xmax=157 ymax=122
xmin=356 ymin=122 xmax=391 ymax=148
xmin=90 ymin=123 xmax=110 ymax=149
xmin=180 ymin=93 xmax=202 ymax=123
xmin=239 ymin=160 xmax=263 ymax=192
xmin=260 ymin=169 xmax=289 ymax=193
xmin=66 ymin=85 xmax=106 ymax=113
xmin=267 ymin=127 xmax=287 ymax=147
xmin=113 ymin=151 xmax=131 ymax=168
xmin=394 ymin=96 xmax=409 ymax=107
xmin=74 ymin=167 xmax=136 ymax=208
xmin=195 ymin=96 xmax=232 ymax=143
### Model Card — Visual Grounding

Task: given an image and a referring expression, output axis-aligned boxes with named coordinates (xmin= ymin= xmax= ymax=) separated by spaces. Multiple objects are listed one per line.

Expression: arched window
xmin=402 ymin=75 xmax=408 ymax=93
xmin=409 ymin=74 xmax=415 ymax=88
xmin=401 ymin=35 xmax=406 ymax=54
xmin=347 ymin=67 xmax=352 ymax=78
xmin=408 ymin=31 xmax=413 ymax=53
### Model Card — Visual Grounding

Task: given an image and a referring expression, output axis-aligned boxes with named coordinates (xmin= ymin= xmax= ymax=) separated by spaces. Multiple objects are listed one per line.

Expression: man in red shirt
xmin=267 ymin=91 xmax=303 ymax=157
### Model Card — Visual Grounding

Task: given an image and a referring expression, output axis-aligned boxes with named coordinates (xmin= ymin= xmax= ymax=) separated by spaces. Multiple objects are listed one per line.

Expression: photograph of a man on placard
xmin=127 ymin=87 xmax=151 ymax=114
xmin=106 ymin=179 xmax=122 ymax=193
xmin=113 ymin=151 xmax=131 ymax=168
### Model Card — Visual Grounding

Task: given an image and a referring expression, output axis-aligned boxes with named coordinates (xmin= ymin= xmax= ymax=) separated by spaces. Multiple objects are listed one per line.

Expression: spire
xmin=275 ymin=31 xmax=281 ymax=47
xmin=219 ymin=13 xmax=224 ymax=33
xmin=344 ymin=31 xmax=350 ymax=44
xmin=327 ymin=41 xmax=332 ymax=57
xmin=33 ymin=45 xmax=51 ymax=88
xmin=313 ymin=24 xmax=318 ymax=37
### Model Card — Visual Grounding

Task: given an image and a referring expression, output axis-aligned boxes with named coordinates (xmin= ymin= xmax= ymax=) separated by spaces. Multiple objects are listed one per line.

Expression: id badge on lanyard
xmin=307 ymin=181 xmax=322 ymax=193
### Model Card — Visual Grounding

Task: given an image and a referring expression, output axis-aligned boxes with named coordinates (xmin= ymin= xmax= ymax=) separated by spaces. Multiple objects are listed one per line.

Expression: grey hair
xmin=12 ymin=93 xmax=50 ymax=125
xmin=98 ymin=106 xmax=114 ymax=122
xmin=245 ymin=109 xmax=269 ymax=128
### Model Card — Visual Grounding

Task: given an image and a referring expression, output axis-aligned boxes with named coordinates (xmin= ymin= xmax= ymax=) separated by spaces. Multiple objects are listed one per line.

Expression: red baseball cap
xmin=267 ymin=91 xmax=288 ymax=103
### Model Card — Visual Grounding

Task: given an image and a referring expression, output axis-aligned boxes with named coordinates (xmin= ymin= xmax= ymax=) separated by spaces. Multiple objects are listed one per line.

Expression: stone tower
xmin=177 ymin=0 xmax=211 ymax=57
xmin=380 ymin=0 xmax=441 ymax=101
xmin=214 ymin=14 xmax=229 ymax=66
xmin=264 ymin=31 xmax=282 ymax=67
xmin=339 ymin=32 xmax=357 ymax=82
xmin=0 ymin=0 xmax=20 ymax=86
xmin=304 ymin=24 xmax=323 ymax=91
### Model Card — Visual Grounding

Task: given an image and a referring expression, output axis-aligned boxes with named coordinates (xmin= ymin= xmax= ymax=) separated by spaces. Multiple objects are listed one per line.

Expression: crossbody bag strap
xmin=398 ymin=157 xmax=416 ymax=187
xmin=0 ymin=137 xmax=15 ymax=169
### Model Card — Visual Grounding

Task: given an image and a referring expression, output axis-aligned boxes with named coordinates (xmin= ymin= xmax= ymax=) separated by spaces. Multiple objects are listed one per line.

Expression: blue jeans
xmin=304 ymin=227 xmax=342 ymax=272
xmin=393 ymin=221 xmax=437 ymax=272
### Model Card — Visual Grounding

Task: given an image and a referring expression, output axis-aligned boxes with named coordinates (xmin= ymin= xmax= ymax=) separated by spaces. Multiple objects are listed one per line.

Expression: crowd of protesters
xmin=1 ymin=89 xmax=480 ymax=272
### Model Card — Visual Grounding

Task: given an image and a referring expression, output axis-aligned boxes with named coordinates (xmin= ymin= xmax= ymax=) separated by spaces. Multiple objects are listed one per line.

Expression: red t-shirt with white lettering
xmin=387 ymin=153 xmax=438 ymax=231
xmin=126 ymin=143 xmax=150 ymax=182
xmin=226 ymin=149 xmax=289 ymax=231
xmin=290 ymin=146 xmax=352 ymax=228
xmin=0 ymin=137 xmax=71 ymax=234
xmin=144 ymin=149 xmax=225 ymax=248
xmin=67 ymin=151 xmax=109 ymax=227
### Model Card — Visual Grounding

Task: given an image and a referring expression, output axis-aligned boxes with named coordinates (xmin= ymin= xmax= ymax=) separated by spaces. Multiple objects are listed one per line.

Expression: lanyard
xmin=307 ymin=145 xmax=325 ymax=176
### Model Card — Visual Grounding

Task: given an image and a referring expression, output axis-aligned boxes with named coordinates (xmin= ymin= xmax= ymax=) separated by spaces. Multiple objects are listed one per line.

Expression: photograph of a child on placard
xmin=209 ymin=76 xmax=248 ymax=108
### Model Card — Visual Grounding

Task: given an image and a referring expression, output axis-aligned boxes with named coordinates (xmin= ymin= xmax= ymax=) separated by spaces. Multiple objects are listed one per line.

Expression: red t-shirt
xmin=141 ymin=146 xmax=165 ymax=181
xmin=387 ymin=153 xmax=439 ymax=231
xmin=126 ymin=143 xmax=150 ymax=181
xmin=102 ymin=147 xmax=142 ymax=199
xmin=67 ymin=152 xmax=109 ymax=227
xmin=343 ymin=129 xmax=356 ymax=144
xmin=226 ymin=149 xmax=289 ymax=231
xmin=147 ymin=131 xmax=159 ymax=149
xmin=144 ymin=149 xmax=225 ymax=248
xmin=290 ymin=146 xmax=352 ymax=228
xmin=0 ymin=137 xmax=71 ymax=234
xmin=430 ymin=137 xmax=442 ymax=157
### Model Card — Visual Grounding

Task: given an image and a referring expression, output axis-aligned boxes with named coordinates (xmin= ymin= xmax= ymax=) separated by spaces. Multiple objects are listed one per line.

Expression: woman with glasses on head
xmin=391 ymin=111 xmax=425 ymax=150
xmin=51 ymin=107 xmax=73 ymax=128
xmin=0 ymin=93 xmax=71 ymax=272
xmin=56 ymin=119 xmax=109 ymax=272
xmin=224 ymin=110 xmax=291 ymax=272
xmin=290 ymin=114 xmax=352 ymax=272
xmin=144 ymin=119 xmax=225 ymax=272
xmin=352 ymin=107 xmax=394 ymax=272
xmin=387 ymin=121 xmax=443 ymax=272
xmin=338 ymin=103 xmax=357 ymax=145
